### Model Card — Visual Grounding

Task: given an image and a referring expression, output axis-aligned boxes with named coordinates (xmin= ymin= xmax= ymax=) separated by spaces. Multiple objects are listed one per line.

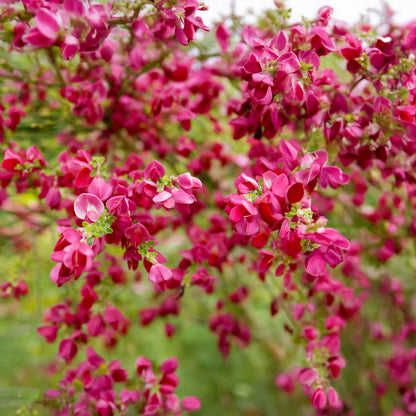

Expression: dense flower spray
xmin=1 ymin=0 xmax=416 ymax=415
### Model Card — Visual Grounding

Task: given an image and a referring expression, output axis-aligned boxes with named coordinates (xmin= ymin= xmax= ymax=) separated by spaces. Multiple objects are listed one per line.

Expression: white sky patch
xmin=203 ymin=0 xmax=416 ymax=26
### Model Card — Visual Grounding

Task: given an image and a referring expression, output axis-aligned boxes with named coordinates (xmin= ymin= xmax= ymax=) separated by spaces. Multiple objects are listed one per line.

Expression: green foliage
xmin=82 ymin=214 xmax=115 ymax=245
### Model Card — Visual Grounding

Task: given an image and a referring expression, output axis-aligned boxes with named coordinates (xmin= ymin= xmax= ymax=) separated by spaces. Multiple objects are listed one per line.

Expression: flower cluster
xmin=2 ymin=1 xmax=416 ymax=415
xmin=43 ymin=348 xmax=200 ymax=415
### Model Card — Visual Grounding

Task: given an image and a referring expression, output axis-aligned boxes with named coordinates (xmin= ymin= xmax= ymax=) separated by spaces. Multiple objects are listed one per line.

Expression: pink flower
xmin=286 ymin=182 xmax=304 ymax=204
xmin=12 ymin=279 xmax=29 ymax=300
xmin=24 ymin=9 xmax=61 ymax=48
xmin=50 ymin=262 xmax=72 ymax=286
xmin=160 ymin=357 xmax=178 ymax=374
xmin=181 ymin=396 xmax=201 ymax=411
xmin=62 ymin=241 xmax=94 ymax=277
xmin=144 ymin=160 xmax=165 ymax=182
xmin=63 ymin=0 xmax=85 ymax=16
xmin=88 ymin=177 xmax=113 ymax=201
xmin=225 ymin=194 xmax=259 ymax=236
xmin=327 ymin=356 xmax=346 ymax=379
xmin=176 ymin=172 xmax=202 ymax=190
xmin=87 ymin=314 xmax=106 ymax=337
xmin=1 ymin=149 xmax=24 ymax=172
xmin=309 ymin=26 xmax=335 ymax=56
xmin=58 ymin=338 xmax=78 ymax=364
xmin=216 ymin=23 xmax=230 ymax=53
xmin=104 ymin=306 xmax=128 ymax=332
xmin=44 ymin=390 xmax=62 ymax=398
xmin=106 ymin=195 xmax=136 ymax=216
xmin=297 ymin=368 xmax=318 ymax=384
xmin=311 ymin=387 xmax=327 ymax=409
xmin=86 ymin=346 xmax=105 ymax=369
xmin=305 ymin=253 xmax=327 ymax=277
xmin=319 ymin=166 xmax=349 ymax=189
xmin=234 ymin=173 xmax=258 ymax=194
xmin=38 ymin=325 xmax=59 ymax=343
xmin=242 ymin=53 xmax=262 ymax=75
xmin=159 ymin=372 xmax=180 ymax=394
xmin=61 ymin=34 xmax=80 ymax=60
xmin=136 ymin=356 xmax=152 ymax=375
xmin=172 ymin=188 xmax=196 ymax=212
xmin=85 ymin=4 xmax=108 ymax=30
xmin=45 ymin=187 xmax=61 ymax=209
xmin=153 ymin=188 xmax=196 ymax=215
xmin=153 ymin=191 xmax=175 ymax=210
xmin=327 ymin=387 xmax=342 ymax=409
xmin=275 ymin=373 xmax=295 ymax=393
xmin=403 ymin=26 xmax=416 ymax=50
xmin=36 ymin=9 xmax=60 ymax=39
xmin=74 ymin=193 xmax=104 ymax=222
xmin=120 ymin=389 xmax=140 ymax=405
xmin=148 ymin=264 xmax=173 ymax=285
xmin=257 ymin=250 xmax=275 ymax=274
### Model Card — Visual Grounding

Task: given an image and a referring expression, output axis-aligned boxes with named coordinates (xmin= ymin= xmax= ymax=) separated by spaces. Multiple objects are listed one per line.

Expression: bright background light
xmin=204 ymin=0 xmax=416 ymax=25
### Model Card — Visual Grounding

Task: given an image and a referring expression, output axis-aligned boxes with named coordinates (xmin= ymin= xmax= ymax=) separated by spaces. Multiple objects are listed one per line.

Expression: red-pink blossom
xmin=24 ymin=9 xmax=60 ymax=48
xmin=74 ymin=193 xmax=104 ymax=222
xmin=148 ymin=263 xmax=173 ymax=286
xmin=311 ymin=387 xmax=327 ymax=409
xmin=181 ymin=396 xmax=201 ymax=411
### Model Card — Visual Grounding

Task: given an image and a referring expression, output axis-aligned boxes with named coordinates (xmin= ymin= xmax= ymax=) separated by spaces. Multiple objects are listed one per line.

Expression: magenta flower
xmin=311 ymin=387 xmax=327 ymax=409
xmin=172 ymin=189 xmax=196 ymax=214
xmin=305 ymin=253 xmax=327 ymax=277
xmin=36 ymin=9 xmax=60 ymax=37
xmin=44 ymin=390 xmax=62 ymax=399
xmin=87 ymin=314 xmax=106 ymax=337
xmin=327 ymin=387 xmax=342 ymax=409
xmin=86 ymin=346 xmax=105 ymax=369
xmin=106 ymin=195 xmax=136 ymax=216
xmin=144 ymin=160 xmax=165 ymax=182
xmin=153 ymin=188 xmax=196 ymax=215
xmin=120 ymin=389 xmax=140 ymax=406
xmin=225 ymin=194 xmax=259 ymax=236
xmin=160 ymin=357 xmax=178 ymax=374
xmin=1 ymin=149 xmax=24 ymax=172
xmin=87 ymin=177 xmax=113 ymax=201
xmin=62 ymin=241 xmax=94 ymax=277
xmin=309 ymin=26 xmax=335 ymax=56
xmin=58 ymin=338 xmax=78 ymax=364
xmin=251 ymin=72 xmax=274 ymax=106
xmin=297 ymin=367 xmax=319 ymax=385
xmin=286 ymin=182 xmax=304 ymax=204
xmin=61 ymin=34 xmax=80 ymax=60
xmin=74 ymin=193 xmax=104 ymax=222
xmin=176 ymin=172 xmax=202 ymax=190
xmin=234 ymin=172 xmax=258 ymax=194
xmin=242 ymin=53 xmax=262 ymax=75
xmin=104 ymin=305 xmax=128 ymax=332
xmin=327 ymin=356 xmax=346 ymax=379
xmin=148 ymin=263 xmax=173 ymax=285
xmin=216 ymin=23 xmax=230 ymax=53
xmin=24 ymin=9 xmax=61 ymax=48
xmin=37 ymin=325 xmax=59 ymax=343
xmin=403 ymin=26 xmax=416 ymax=50
xmin=153 ymin=191 xmax=175 ymax=210
xmin=181 ymin=396 xmax=201 ymax=411
xmin=45 ymin=187 xmax=61 ymax=209
xmin=50 ymin=262 xmax=72 ymax=286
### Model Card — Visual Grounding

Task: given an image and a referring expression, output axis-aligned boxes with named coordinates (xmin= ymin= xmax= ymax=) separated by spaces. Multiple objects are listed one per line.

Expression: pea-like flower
xmin=74 ymin=193 xmax=104 ymax=223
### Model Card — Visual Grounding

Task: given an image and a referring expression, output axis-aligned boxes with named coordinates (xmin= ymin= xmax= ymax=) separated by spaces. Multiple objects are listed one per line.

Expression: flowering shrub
xmin=1 ymin=1 xmax=416 ymax=415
